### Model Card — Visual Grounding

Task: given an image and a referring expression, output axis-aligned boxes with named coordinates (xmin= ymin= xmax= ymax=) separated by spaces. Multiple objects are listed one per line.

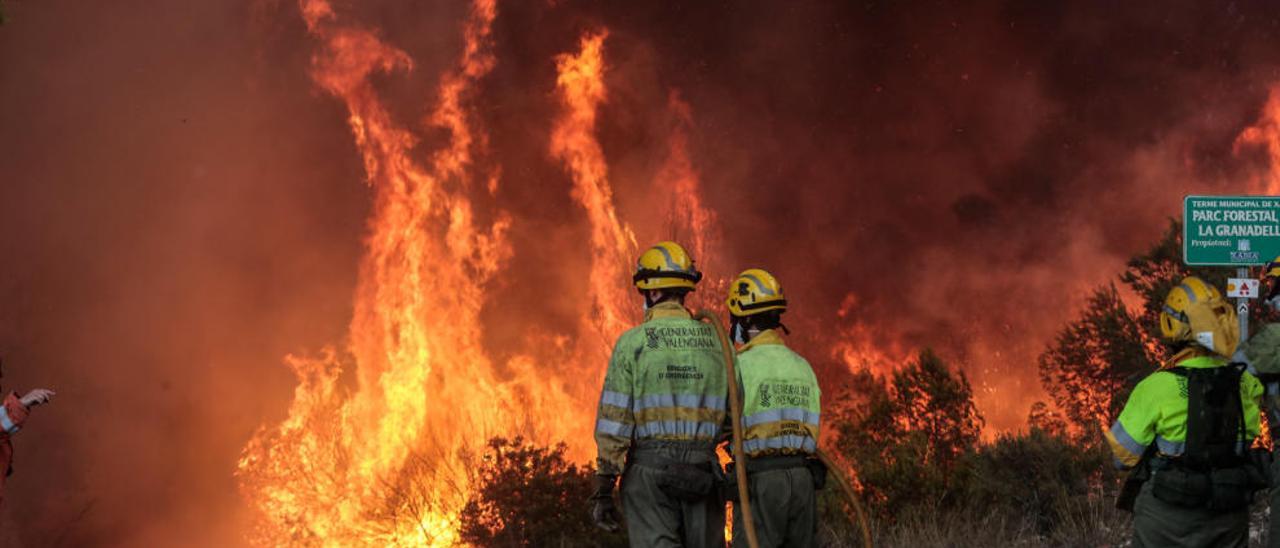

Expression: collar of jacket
xmin=1167 ymin=346 xmax=1227 ymax=369
xmin=739 ymin=328 xmax=785 ymax=352
xmin=644 ymin=301 xmax=690 ymax=321
xmin=1176 ymin=355 xmax=1228 ymax=369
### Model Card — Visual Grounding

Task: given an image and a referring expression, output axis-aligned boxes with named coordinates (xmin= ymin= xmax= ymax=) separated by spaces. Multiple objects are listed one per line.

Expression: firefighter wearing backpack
xmin=724 ymin=268 xmax=823 ymax=548
xmin=589 ymin=241 xmax=729 ymax=548
xmin=1106 ymin=276 xmax=1265 ymax=547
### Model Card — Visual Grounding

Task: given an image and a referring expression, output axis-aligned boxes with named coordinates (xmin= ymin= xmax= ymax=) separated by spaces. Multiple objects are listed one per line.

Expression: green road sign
xmin=1183 ymin=195 xmax=1280 ymax=266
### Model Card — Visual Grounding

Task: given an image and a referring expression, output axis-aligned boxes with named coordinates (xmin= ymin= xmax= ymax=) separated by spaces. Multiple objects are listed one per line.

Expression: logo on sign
xmin=1231 ymin=239 xmax=1261 ymax=262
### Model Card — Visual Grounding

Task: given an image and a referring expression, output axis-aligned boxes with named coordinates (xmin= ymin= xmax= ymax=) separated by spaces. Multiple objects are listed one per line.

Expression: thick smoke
xmin=1 ymin=0 xmax=1279 ymax=543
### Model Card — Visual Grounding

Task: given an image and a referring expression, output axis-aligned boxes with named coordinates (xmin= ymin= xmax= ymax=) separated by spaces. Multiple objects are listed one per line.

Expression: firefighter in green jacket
xmin=589 ymin=241 xmax=729 ymax=548
xmin=725 ymin=268 xmax=821 ymax=548
xmin=1234 ymin=256 xmax=1280 ymax=547
xmin=1106 ymin=276 xmax=1263 ymax=548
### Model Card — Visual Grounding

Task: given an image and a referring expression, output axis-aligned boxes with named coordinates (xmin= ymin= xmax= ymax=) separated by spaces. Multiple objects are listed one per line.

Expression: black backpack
xmin=1168 ymin=363 xmax=1248 ymax=470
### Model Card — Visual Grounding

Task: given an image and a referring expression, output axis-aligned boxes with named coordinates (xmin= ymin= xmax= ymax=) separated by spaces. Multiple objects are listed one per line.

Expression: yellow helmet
xmin=633 ymin=241 xmax=702 ymax=290
xmin=1265 ymin=255 xmax=1280 ymax=279
xmin=1159 ymin=276 xmax=1239 ymax=357
xmin=726 ymin=268 xmax=787 ymax=317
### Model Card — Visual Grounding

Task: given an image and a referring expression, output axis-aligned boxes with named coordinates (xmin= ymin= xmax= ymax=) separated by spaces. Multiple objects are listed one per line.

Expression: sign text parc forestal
xmin=1184 ymin=196 xmax=1280 ymax=266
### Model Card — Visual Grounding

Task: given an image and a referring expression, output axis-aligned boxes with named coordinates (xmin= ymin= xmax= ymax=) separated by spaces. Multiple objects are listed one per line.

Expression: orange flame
xmin=832 ymin=292 xmax=909 ymax=373
xmin=550 ymin=30 xmax=638 ymax=349
xmin=236 ymin=0 xmax=544 ymax=544
xmin=1236 ymin=86 xmax=1280 ymax=194
xmin=659 ymin=91 xmax=728 ymax=309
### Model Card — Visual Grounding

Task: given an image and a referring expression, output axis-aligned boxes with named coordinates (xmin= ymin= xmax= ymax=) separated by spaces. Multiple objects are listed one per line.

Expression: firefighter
xmin=1233 ymin=257 xmax=1280 ymax=547
xmin=0 ymin=360 xmax=55 ymax=505
xmin=724 ymin=268 xmax=821 ymax=548
xmin=1106 ymin=276 xmax=1264 ymax=547
xmin=589 ymin=241 xmax=729 ymax=548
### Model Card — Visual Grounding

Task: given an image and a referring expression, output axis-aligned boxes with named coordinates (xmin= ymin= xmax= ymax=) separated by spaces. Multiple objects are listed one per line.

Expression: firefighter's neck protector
xmin=1160 ymin=276 xmax=1239 ymax=357
xmin=642 ymin=288 xmax=687 ymax=311
xmin=730 ymin=316 xmax=752 ymax=345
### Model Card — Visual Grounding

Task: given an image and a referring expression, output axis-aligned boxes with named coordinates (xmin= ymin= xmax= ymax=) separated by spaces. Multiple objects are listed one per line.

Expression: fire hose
xmin=694 ymin=310 xmax=873 ymax=548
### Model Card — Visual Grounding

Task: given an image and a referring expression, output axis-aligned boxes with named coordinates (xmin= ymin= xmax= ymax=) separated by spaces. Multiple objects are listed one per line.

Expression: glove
xmin=19 ymin=388 xmax=55 ymax=408
xmin=589 ymin=474 xmax=621 ymax=533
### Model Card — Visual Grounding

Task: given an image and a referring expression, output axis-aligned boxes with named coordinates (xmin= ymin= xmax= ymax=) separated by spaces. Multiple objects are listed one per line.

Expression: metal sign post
xmin=1239 ymin=267 xmax=1250 ymax=342
xmin=1227 ymin=272 xmax=1259 ymax=343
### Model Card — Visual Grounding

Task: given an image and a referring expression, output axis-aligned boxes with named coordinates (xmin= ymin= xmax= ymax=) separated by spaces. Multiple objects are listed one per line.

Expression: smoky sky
xmin=2 ymin=0 xmax=1280 ymax=544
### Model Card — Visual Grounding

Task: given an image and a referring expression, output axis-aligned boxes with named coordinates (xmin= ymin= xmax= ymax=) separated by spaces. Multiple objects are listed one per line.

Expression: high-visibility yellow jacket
xmin=1105 ymin=354 xmax=1263 ymax=470
xmin=593 ymin=302 xmax=729 ymax=476
xmin=736 ymin=329 xmax=821 ymax=457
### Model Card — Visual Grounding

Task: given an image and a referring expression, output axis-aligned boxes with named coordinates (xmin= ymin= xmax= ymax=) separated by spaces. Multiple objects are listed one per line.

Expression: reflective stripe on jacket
xmin=736 ymin=329 xmax=820 ymax=458
xmin=594 ymin=302 xmax=729 ymax=475
xmin=1105 ymin=354 xmax=1263 ymax=470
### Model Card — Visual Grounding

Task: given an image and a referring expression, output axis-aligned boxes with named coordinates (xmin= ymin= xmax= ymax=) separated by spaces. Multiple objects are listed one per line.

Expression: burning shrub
xmin=458 ymin=437 xmax=620 ymax=547
xmin=830 ymin=349 xmax=984 ymax=519
xmin=1026 ymin=401 xmax=1069 ymax=439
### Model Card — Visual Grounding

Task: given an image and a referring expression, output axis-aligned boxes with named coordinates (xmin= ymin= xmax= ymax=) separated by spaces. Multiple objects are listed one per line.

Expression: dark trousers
xmin=1134 ymin=477 xmax=1247 ymax=548
xmin=732 ymin=467 xmax=816 ymax=548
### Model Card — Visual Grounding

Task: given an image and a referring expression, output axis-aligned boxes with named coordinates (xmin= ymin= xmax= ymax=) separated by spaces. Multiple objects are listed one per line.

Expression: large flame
xmin=237 ymin=0 xmax=526 ymax=544
xmin=1237 ymin=87 xmax=1280 ymax=194
xmin=237 ymin=4 xmax=721 ymax=544
xmin=549 ymin=29 xmax=638 ymax=352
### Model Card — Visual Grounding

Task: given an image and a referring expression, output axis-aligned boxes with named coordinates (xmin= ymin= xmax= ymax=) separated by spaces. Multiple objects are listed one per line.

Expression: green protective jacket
xmin=737 ymin=329 xmax=821 ymax=457
xmin=1241 ymin=323 xmax=1280 ymax=378
xmin=1238 ymin=322 xmax=1280 ymax=547
xmin=593 ymin=302 xmax=729 ymax=476
xmin=1105 ymin=353 xmax=1263 ymax=470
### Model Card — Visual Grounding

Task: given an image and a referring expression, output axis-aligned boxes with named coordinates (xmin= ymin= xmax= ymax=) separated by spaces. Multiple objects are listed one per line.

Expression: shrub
xmin=953 ymin=428 xmax=1111 ymax=535
xmin=458 ymin=437 xmax=620 ymax=547
xmin=830 ymin=350 xmax=983 ymax=519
